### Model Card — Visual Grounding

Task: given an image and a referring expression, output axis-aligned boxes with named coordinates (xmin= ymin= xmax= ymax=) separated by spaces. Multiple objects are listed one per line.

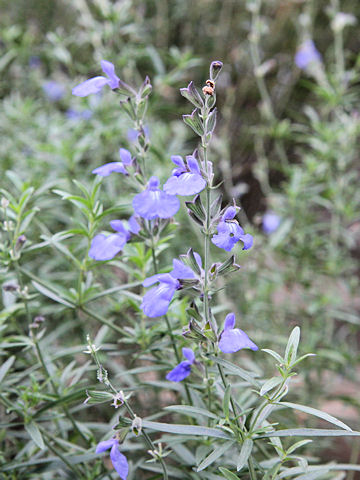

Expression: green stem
xmin=150 ymin=246 xmax=193 ymax=405
xmin=92 ymin=353 xmax=169 ymax=480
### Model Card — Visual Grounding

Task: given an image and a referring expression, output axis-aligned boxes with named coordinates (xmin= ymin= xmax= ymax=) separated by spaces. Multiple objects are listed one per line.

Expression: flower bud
xmin=15 ymin=235 xmax=26 ymax=251
xmin=209 ymin=60 xmax=223 ymax=81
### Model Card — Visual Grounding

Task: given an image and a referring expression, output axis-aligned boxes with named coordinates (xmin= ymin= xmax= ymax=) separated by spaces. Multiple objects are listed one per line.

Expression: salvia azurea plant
xmin=2 ymin=58 xmax=359 ymax=479
xmin=67 ymin=60 xmax=360 ymax=479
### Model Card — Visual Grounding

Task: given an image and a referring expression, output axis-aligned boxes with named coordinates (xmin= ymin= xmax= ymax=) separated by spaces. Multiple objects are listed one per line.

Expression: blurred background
xmin=1 ymin=0 xmax=360 ymax=476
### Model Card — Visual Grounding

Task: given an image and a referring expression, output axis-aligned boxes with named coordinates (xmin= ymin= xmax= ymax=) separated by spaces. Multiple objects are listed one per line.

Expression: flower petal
xmin=96 ymin=439 xmax=116 ymax=453
xmin=89 ymin=233 xmax=127 ymax=261
xmin=72 ymin=76 xmax=108 ymax=97
xmin=119 ymin=148 xmax=132 ymax=166
xmin=219 ymin=328 xmax=258 ymax=353
xmin=166 ymin=361 xmax=192 ymax=382
xmin=223 ymin=207 xmax=237 ymax=221
xmin=224 ymin=313 xmax=236 ymax=331
xmin=110 ymin=443 xmax=129 ymax=480
xmin=132 ymin=189 xmax=179 ymax=219
xmin=239 ymin=233 xmax=253 ymax=250
xmin=100 ymin=60 xmax=120 ymax=89
xmin=171 ymin=155 xmax=185 ymax=169
xmin=163 ymin=172 xmax=206 ymax=196
xmin=186 ymin=156 xmax=201 ymax=174
xmin=182 ymin=347 xmax=195 ymax=363
xmin=128 ymin=215 xmax=141 ymax=235
xmin=143 ymin=273 xmax=178 ymax=288
xmin=171 ymin=259 xmax=196 ymax=279
xmin=211 ymin=231 xmax=237 ymax=252
xmin=92 ymin=162 xmax=127 ymax=176
xmin=110 ymin=220 xmax=130 ymax=240
xmin=141 ymin=280 xmax=178 ymax=317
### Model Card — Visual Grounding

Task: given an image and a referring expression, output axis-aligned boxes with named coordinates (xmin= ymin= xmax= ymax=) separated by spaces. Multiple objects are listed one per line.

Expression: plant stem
xmin=150 ymin=245 xmax=193 ymax=406
xmin=92 ymin=353 xmax=169 ymax=480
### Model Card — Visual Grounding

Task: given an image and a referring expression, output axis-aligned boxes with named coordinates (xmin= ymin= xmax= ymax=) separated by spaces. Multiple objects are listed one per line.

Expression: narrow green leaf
xmin=286 ymin=439 xmax=312 ymax=455
xmin=219 ymin=467 xmax=240 ymax=480
xmin=285 ymin=326 xmax=300 ymax=365
xmin=32 ymin=281 xmax=74 ymax=308
xmin=197 ymin=441 xmax=233 ymax=471
xmin=278 ymin=464 xmax=360 ymax=478
xmin=261 ymin=349 xmax=283 ymax=363
xmin=210 ymin=356 xmax=260 ymax=387
xmin=260 ymin=377 xmax=282 ymax=396
xmin=141 ymin=420 xmax=232 ymax=439
xmin=25 ymin=421 xmax=45 ymax=450
xmin=0 ymin=356 xmax=15 ymax=384
xmin=237 ymin=438 xmax=253 ymax=471
xmin=279 ymin=402 xmax=352 ymax=431
xmin=294 ymin=471 xmax=329 ymax=480
xmin=259 ymin=429 xmax=360 ymax=438
xmin=164 ymin=405 xmax=218 ymax=420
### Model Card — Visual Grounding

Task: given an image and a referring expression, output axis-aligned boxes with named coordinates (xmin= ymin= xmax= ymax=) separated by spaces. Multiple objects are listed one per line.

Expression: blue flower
xmin=295 ymin=40 xmax=321 ymax=70
xmin=96 ymin=437 xmax=128 ymax=480
xmin=163 ymin=155 xmax=206 ymax=196
xmin=72 ymin=60 xmax=120 ymax=97
xmin=219 ymin=313 xmax=258 ymax=354
xmin=211 ymin=207 xmax=253 ymax=252
xmin=141 ymin=273 xmax=180 ymax=318
xmin=141 ymin=253 xmax=201 ymax=317
xmin=92 ymin=148 xmax=132 ymax=176
xmin=132 ymin=176 xmax=180 ymax=220
xmin=262 ymin=211 xmax=281 ymax=234
xmin=42 ymin=81 xmax=65 ymax=101
xmin=166 ymin=348 xmax=195 ymax=382
xmin=89 ymin=220 xmax=130 ymax=261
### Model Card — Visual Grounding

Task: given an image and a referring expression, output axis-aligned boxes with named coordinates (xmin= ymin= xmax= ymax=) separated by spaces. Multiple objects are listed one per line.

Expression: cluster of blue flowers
xmin=73 ymin=60 xmax=257 ymax=479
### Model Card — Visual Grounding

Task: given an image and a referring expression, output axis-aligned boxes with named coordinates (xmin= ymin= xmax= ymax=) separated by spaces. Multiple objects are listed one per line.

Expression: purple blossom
xmin=262 ymin=211 xmax=281 ymax=234
xmin=72 ymin=60 xmax=120 ymax=97
xmin=42 ymin=81 xmax=65 ymax=101
xmin=96 ymin=437 xmax=128 ymax=480
xmin=219 ymin=313 xmax=258 ymax=354
xmin=141 ymin=273 xmax=180 ymax=318
xmin=295 ymin=40 xmax=321 ymax=70
xmin=89 ymin=220 xmax=130 ymax=261
xmin=132 ymin=176 xmax=180 ymax=220
xmin=92 ymin=148 xmax=132 ymax=176
xmin=166 ymin=348 xmax=195 ymax=382
xmin=163 ymin=155 xmax=206 ymax=196
xmin=141 ymin=253 xmax=201 ymax=317
xmin=211 ymin=207 xmax=253 ymax=252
